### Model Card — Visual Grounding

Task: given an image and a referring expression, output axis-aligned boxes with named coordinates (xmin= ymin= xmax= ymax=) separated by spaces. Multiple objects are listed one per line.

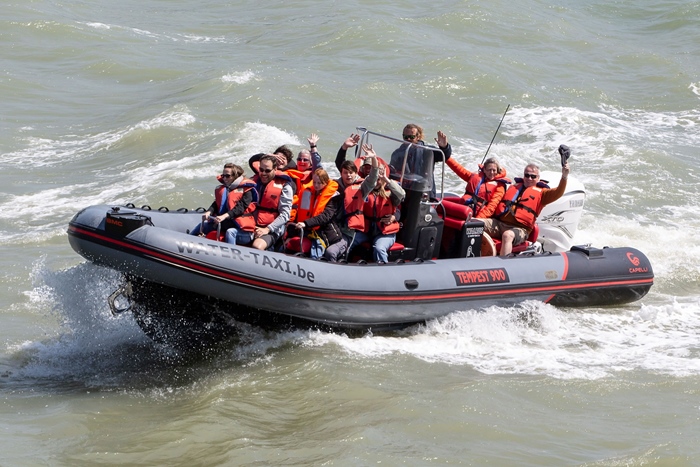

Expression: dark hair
xmin=223 ymin=163 xmax=244 ymax=179
xmin=403 ymin=123 xmax=424 ymax=141
xmin=260 ymin=154 xmax=278 ymax=169
xmin=273 ymin=145 xmax=293 ymax=162
xmin=340 ymin=160 xmax=357 ymax=173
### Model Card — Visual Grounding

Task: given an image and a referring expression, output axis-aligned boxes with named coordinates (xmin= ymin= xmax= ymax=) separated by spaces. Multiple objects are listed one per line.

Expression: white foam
xmin=302 ymin=299 xmax=700 ymax=379
xmin=83 ymin=22 xmax=111 ymax=30
xmin=690 ymin=82 xmax=700 ymax=98
xmin=222 ymin=71 xmax=256 ymax=85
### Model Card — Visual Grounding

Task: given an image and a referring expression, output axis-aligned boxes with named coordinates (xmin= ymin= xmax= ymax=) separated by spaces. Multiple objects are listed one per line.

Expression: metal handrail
xmin=355 ymin=127 xmax=446 ymax=205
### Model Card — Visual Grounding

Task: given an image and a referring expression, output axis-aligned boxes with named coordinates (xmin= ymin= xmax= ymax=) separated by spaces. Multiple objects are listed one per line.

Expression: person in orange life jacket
xmin=287 ymin=134 xmax=323 ymax=216
xmin=348 ymin=145 xmax=406 ymax=263
xmin=291 ymin=168 xmax=346 ymax=261
xmin=388 ymin=125 xmax=452 ymax=199
xmin=482 ymin=161 xmax=570 ymax=256
xmin=190 ymin=163 xmax=256 ymax=237
xmin=444 ymin=156 xmax=510 ymax=218
xmin=226 ymin=155 xmax=294 ymax=250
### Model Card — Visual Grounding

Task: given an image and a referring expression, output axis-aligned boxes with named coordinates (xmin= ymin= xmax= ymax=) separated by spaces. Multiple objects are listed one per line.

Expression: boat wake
xmin=305 ymin=298 xmax=700 ymax=379
xmin=4 ymin=260 xmax=697 ymax=393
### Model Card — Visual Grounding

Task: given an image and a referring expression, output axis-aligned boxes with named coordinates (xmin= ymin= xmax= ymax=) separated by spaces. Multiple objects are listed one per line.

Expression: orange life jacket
xmin=295 ymin=179 xmax=339 ymax=227
xmin=362 ymin=189 xmax=400 ymax=235
xmin=285 ymin=168 xmax=312 ymax=221
xmin=213 ymin=178 xmax=257 ymax=213
xmin=495 ymin=183 xmax=546 ymax=230
xmin=235 ymin=176 xmax=288 ymax=232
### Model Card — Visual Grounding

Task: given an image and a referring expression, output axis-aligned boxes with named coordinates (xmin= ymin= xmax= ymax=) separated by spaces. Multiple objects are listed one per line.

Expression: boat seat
xmin=492 ymin=223 xmax=540 ymax=255
xmin=205 ymin=230 xmax=224 ymax=242
xmin=284 ymin=236 xmax=312 ymax=255
xmin=440 ymin=199 xmax=474 ymax=229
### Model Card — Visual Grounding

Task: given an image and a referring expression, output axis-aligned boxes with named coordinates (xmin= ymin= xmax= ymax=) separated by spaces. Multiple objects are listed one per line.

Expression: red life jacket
xmin=495 ymin=183 xmax=546 ymax=230
xmin=214 ymin=178 xmax=256 ymax=213
xmin=362 ymin=189 xmax=400 ymax=235
xmin=344 ymin=178 xmax=366 ymax=232
xmin=235 ymin=176 xmax=288 ymax=232
xmin=461 ymin=173 xmax=509 ymax=217
xmin=296 ymin=179 xmax=339 ymax=226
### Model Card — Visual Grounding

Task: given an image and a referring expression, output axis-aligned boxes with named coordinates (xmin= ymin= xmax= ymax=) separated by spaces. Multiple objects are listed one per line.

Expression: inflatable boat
xmin=66 ymin=130 xmax=653 ymax=337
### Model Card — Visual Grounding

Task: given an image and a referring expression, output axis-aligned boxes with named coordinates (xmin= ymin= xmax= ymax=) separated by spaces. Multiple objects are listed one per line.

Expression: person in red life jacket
xmin=248 ymin=135 xmax=322 ymax=223
xmin=190 ymin=163 xmax=256 ymax=238
xmin=482 ymin=161 xmax=570 ymax=256
xmin=290 ymin=168 xmax=346 ymax=260
xmin=443 ymin=156 xmax=510 ymax=219
xmin=348 ymin=145 xmax=406 ymax=263
xmin=227 ymin=155 xmax=294 ymax=250
xmin=333 ymin=158 xmax=378 ymax=259
xmin=335 ymin=133 xmax=363 ymax=174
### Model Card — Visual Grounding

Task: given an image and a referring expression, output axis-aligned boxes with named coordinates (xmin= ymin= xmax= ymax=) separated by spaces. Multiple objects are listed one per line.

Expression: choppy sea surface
xmin=2 ymin=0 xmax=700 ymax=465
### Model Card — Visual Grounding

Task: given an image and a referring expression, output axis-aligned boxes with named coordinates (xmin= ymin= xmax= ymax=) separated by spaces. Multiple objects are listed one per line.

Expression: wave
xmin=4 ymin=259 xmax=697 ymax=391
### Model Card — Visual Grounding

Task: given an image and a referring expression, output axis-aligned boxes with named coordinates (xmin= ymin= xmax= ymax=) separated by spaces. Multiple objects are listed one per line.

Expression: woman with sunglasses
xmin=443 ymin=156 xmax=510 ymax=219
xmin=483 ymin=161 xmax=571 ymax=256
xmin=190 ymin=163 xmax=257 ymax=238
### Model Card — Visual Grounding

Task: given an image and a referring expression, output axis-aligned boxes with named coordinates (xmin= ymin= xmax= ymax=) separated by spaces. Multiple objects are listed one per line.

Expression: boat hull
xmin=67 ymin=205 xmax=654 ymax=331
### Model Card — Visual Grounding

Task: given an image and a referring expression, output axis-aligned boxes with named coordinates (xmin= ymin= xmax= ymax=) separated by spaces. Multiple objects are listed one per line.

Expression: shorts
xmin=481 ymin=218 xmax=529 ymax=246
xmin=256 ymin=233 xmax=278 ymax=250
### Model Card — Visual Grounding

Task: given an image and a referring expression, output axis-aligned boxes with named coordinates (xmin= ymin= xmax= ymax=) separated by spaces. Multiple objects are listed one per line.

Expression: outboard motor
xmin=536 ymin=172 xmax=586 ymax=252
xmin=105 ymin=207 xmax=152 ymax=238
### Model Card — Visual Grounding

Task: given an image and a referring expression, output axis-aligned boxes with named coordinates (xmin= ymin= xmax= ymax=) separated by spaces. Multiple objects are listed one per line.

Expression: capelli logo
xmin=626 ymin=252 xmax=640 ymax=266
xmin=626 ymin=252 xmax=649 ymax=274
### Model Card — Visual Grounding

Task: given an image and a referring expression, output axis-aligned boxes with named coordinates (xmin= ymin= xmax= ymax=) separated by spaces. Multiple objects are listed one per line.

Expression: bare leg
xmin=252 ymin=238 xmax=269 ymax=250
xmin=500 ymin=230 xmax=515 ymax=256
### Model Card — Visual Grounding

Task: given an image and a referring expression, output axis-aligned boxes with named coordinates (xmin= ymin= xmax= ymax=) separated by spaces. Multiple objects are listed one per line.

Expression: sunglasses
xmin=297 ymin=158 xmax=310 ymax=163
xmin=221 ymin=174 xmax=233 ymax=178
xmin=523 ymin=173 xmax=538 ymax=179
xmin=259 ymin=168 xmax=274 ymax=174
xmin=403 ymin=134 xmax=417 ymax=141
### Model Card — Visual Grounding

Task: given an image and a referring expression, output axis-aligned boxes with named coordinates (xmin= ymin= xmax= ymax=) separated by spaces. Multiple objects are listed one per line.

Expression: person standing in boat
xmin=483 ymin=161 xmax=570 ymax=256
xmin=190 ymin=163 xmax=257 ymax=239
xmin=228 ymin=155 xmax=294 ymax=250
xmin=442 ymin=156 xmax=510 ymax=219
xmin=290 ymin=168 xmax=346 ymax=261
xmin=388 ymin=124 xmax=452 ymax=199
xmin=348 ymin=145 xmax=406 ymax=263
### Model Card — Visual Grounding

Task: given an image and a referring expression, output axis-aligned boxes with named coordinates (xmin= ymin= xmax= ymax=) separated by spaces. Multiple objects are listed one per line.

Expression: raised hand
xmin=342 ymin=133 xmax=361 ymax=150
xmin=435 ymin=130 xmax=448 ymax=148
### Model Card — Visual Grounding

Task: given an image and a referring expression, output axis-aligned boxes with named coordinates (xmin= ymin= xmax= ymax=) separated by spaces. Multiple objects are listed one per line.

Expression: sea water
xmin=1 ymin=0 xmax=699 ymax=464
